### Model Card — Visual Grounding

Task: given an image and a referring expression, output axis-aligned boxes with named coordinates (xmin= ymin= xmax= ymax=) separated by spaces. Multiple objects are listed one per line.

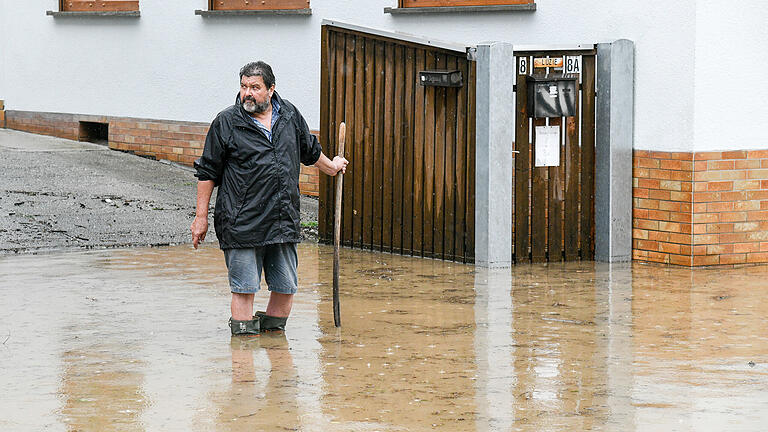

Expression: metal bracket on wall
xmin=466 ymin=47 xmax=477 ymax=61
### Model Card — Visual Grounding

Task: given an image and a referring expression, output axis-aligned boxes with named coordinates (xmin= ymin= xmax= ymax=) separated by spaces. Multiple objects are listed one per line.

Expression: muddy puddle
xmin=1 ymin=244 xmax=767 ymax=431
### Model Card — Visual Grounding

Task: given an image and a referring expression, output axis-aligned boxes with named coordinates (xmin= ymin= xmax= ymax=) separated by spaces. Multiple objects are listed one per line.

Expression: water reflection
xmin=629 ymin=264 xmax=768 ymax=431
xmin=209 ymin=335 xmax=301 ymax=431
xmin=59 ymin=346 xmax=148 ymax=431
xmin=314 ymin=249 xmax=478 ymax=430
xmin=595 ymin=263 xmax=636 ymax=430
xmin=473 ymin=268 xmax=515 ymax=431
xmin=503 ymin=262 xmax=608 ymax=431
xmin=0 ymin=244 xmax=767 ymax=431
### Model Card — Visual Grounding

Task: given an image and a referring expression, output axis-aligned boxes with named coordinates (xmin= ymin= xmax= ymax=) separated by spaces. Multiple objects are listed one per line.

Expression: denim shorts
xmin=223 ymin=243 xmax=298 ymax=295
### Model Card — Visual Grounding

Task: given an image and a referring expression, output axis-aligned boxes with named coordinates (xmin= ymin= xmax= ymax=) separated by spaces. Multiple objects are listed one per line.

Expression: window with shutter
xmin=400 ymin=0 xmax=534 ymax=8
xmin=208 ymin=0 xmax=310 ymax=11
xmin=60 ymin=1 xmax=139 ymax=12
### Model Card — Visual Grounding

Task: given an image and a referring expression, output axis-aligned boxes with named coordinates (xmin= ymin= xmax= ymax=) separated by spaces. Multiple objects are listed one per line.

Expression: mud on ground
xmin=0 ymin=129 xmax=319 ymax=254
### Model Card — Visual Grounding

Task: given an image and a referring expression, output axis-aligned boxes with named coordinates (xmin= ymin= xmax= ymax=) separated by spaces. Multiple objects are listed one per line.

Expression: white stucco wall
xmin=0 ymin=2 xmax=7 ymax=102
xmin=694 ymin=2 xmax=768 ymax=152
xmin=0 ymin=0 xmax=321 ymax=125
xmin=0 ymin=0 xmax=717 ymax=152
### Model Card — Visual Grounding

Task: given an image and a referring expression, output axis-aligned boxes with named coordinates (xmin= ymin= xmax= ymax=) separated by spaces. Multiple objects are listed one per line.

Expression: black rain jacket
xmin=194 ymin=92 xmax=322 ymax=249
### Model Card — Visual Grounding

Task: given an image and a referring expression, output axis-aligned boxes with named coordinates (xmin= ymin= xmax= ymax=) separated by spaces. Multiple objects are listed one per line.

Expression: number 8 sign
xmin=519 ymin=57 xmax=528 ymax=75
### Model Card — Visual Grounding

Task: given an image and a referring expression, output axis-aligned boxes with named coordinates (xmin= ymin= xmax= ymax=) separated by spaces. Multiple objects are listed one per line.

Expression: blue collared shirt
xmin=251 ymin=96 xmax=281 ymax=142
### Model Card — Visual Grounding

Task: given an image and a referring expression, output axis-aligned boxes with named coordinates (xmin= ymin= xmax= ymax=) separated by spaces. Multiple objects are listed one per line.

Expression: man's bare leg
xmin=231 ymin=293 xmax=255 ymax=321
xmin=265 ymin=292 xmax=293 ymax=317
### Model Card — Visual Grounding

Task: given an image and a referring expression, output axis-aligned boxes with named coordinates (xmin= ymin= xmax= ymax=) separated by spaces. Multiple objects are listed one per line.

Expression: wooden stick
xmin=333 ymin=122 xmax=346 ymax=327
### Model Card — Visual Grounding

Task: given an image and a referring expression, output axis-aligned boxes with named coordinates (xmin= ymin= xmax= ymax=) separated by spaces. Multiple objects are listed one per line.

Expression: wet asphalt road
xmin=0 ymin=129 xmax=318 ymax=254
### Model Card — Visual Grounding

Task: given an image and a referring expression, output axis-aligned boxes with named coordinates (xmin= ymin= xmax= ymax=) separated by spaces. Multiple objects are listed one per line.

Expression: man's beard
xmin=243 ymin=97 xmax=270 ymax=114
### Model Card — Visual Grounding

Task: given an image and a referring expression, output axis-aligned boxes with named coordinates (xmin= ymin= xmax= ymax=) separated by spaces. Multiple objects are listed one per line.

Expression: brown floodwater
xmin=1 ymin=243 xmax=767 ymax=431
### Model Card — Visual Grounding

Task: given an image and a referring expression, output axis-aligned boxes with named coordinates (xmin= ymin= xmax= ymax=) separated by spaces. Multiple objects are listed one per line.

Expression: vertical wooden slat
xmin=454 ymin=56 xmax=467 ymax=261
xmin=443 ymin=55 xmax=458 ymax=261
xmin=514 ymin=57 xmax=530 ymax=263
xmin=531 ymin=117 xmax=548 ymax=263
xmin=564 ymin=77 xmax=581 ymax=260
xmin=353 ymin=36 xmax=366 ymax=249
xmin=362 ymin=38 xmax=375 ymax=249
xmin=423 ymin=51 xmax=436 ymax=258
xmin=323 ymin=29 xmax=341 ymax=244
xmin=465 ymin=61 xmax=477 ymax=262
xmin=392 ymin=45 xmax=405 ymax=254
xmin=412 ymin=49 xmax=426 ymax=257
xmin=319 ymin=26 xmax=332 ymax=244
xmin=581 ymin=55 xmax=596 ymax=259
xmin=342 ymin=34 xmax=356 ymax=247
xmin=333 ymin=32 xmax=346 ymax=244
xmin=372 ymin=40 xmax=385 ymax=251
xmin=382 ymin=42 xmax=395 ymax=252
xmin=330 ymin=30 xmax=341 ymax=244
xmin=402 ymin=48 xmax=415 ymax=256
xmin=433 ymin=53 xmax=446 ymax=259
xmin=547 ymin=118 xmax=563 ymax=262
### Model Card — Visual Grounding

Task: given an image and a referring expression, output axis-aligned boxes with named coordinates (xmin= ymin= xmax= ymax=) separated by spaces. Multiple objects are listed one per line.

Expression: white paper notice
xmin=535 ymin=126 xmax=560 ymax=167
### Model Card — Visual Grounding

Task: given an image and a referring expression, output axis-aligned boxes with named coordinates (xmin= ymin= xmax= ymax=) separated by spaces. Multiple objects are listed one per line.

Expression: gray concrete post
xmin=475 ymin=42 xmax=515 ymax=267
xmin=595 ymin=39 xmax=634 ymax=262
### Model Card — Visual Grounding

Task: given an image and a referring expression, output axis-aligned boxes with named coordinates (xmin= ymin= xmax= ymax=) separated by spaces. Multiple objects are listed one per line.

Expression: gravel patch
xmin=0 ymin=129 xmax=319 ymax=255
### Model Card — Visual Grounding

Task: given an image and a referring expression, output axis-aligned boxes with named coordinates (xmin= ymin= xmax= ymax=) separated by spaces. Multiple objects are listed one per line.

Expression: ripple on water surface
xmin=1 ymin=244 xmax=767 ymax=431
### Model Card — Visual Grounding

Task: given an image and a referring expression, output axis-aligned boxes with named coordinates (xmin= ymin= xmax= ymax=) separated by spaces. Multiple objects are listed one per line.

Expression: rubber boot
xmin=254 ymin=311 xmax=288 ymax=332
xmin=229 ymin=317 xmax=260 ymax=336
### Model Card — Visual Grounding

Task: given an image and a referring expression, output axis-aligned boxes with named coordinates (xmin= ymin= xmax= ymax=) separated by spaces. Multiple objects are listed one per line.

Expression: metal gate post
xmin=475 ymin=42 xmax=515 ymax=267
xmin=595 ymin=39 xmax=634 ymax=262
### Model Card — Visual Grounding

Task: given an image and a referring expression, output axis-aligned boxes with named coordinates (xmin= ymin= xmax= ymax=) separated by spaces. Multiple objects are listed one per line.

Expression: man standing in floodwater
xmin=191 ymin=61 xmax=348 ymax=336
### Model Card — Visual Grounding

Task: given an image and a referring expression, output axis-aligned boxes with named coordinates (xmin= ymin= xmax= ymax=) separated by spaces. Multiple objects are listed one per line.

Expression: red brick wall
xmin=299 ymin=165 xmax=319 ymax=196
xmin=109 ymin=119 xmax=208 ymax=166
xmin=692 ymin=150 xmax=768 ymax=265
xmin=5 ymin=110 xmax=81 ymax=140
xmin=632 ymin=151 xmax=694 ymax=265
xmin=634 ymin=150 xmax=768 ymax=266
xmin=3 ymin=110 xmax=321 ymax=197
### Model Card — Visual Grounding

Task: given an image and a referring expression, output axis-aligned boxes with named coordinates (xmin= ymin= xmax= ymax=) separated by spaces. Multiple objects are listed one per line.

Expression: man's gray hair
xmin=239 ymin=61 xmax=275 ymax=89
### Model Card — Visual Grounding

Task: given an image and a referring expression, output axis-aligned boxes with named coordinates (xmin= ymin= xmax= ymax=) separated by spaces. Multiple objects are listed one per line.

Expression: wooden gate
xmin=513 ymin=48 xmax=597 ymax=263
xmin=318 ymin=24 xmax=476 ymax=262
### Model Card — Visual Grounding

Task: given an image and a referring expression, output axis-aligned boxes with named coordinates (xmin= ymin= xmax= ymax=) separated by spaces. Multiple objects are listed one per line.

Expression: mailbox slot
xmin=419 ymin=69 xmax=463 ymax=87
xmin=526 ymin=74 xmax=578 ymax=118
